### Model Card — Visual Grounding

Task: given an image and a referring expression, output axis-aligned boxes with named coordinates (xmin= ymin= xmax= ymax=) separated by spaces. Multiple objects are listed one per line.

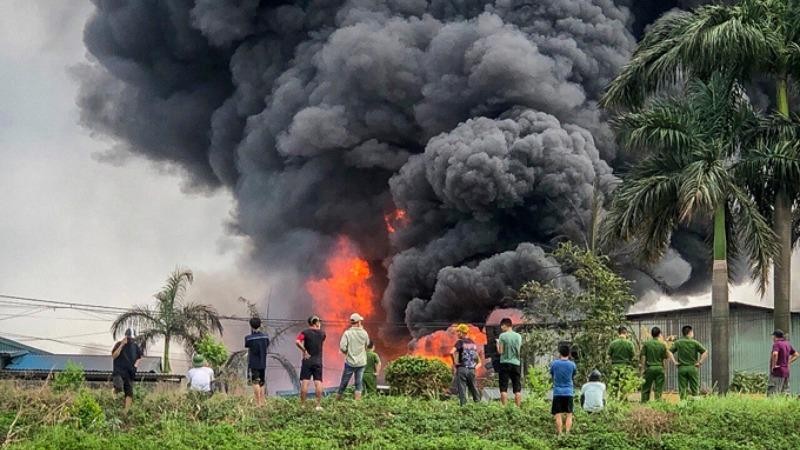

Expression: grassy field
xmin=1 ymin=381 xmax=799 ymax=449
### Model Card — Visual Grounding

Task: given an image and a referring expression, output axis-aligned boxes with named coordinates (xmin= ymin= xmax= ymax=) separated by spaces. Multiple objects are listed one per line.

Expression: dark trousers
xmin=641 ymin=366 xmax=665 ymax=402
xmin=456 ymin=366 xmax=480 ymax=406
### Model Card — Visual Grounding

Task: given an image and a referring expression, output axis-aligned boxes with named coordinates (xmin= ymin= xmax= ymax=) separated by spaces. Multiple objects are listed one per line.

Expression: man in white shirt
xmin=580 ymin=369 xmax=606 ymax=413
xmin=187 ymin=354 xmax=214 ymax=393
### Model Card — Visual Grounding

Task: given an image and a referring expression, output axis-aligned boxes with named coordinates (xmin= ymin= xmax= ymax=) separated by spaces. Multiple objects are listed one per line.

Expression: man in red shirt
xmin=768 ymin=329 xmax=798 ymax=396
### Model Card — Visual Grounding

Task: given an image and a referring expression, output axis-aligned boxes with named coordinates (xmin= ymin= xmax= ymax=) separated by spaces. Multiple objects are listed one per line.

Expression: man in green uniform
xmin=363 ymin=341 xmax=381 ymax=395
xmin=640 ymin=327 xmax=675 ymax=402
xmin=608 ymin=326 xmax=636 ymax=368
xmin=670 ymin=325 xmax=708 ymax=399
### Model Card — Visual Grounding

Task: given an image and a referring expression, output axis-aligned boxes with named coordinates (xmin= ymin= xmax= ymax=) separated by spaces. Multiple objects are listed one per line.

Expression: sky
xmin=0 ymin=1 xmax=266 ymax=368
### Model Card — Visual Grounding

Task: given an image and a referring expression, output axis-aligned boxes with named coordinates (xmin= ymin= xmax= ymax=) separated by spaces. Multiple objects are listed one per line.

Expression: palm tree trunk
xmin=163 ymin=334 xmax=171 ymax=374
xmin=774 ymin=75 xmax=792 ymax=336
xmin=711 ymin=204 xmax=730 ymax=393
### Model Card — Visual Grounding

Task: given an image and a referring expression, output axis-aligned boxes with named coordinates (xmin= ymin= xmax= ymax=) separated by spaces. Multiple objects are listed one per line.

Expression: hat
xmin=192 ymin=354 xmax=205 ymax=368
xmin=455 ymin=323 xmax=470 ymax=335
xmin=124 ymin=328 xmax=135 ymax=338
xmin=350 ymin=313 xmax=364 ymax=322
xmin=773 ymin=329 xmax=785 ymax=338
xmin=589 ymin=369 xmax=602 ymax=381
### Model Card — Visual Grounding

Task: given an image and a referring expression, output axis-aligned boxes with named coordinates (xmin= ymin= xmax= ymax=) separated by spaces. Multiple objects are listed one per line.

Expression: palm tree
xmin=603 ymin=76 xmax=778 ymax=392
xmin=111 ymin=269 xmax=223 ymax=373
xmin=601 ymin=0 xmax=800 ymax=333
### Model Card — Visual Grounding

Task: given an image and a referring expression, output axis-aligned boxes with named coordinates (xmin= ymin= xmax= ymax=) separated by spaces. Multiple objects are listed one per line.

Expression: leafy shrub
xmin=67 ymin=391 xmax=105 ymax=430
xmin=52 ymin=361 xmax=85 ymax=392
xmin=194 ymin=334 xmax=229 ymax=370
xmin=385 ymin=356 xmax=452 ymax=398
xmin=525 ymin=365 xmax=552 ymax=398
xmin=607 ymin=365 xmax=642 ymax=401
xmin=730 ymin=371 xmax=768 ymax=393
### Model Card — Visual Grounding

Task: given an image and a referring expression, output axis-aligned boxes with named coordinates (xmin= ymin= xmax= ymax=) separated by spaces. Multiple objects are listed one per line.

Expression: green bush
xmin=730 ymin=371 xmax=768 ymax=393
xmin=67 ymin=391 xmax=105 ymax=430
xmin=194 ymin=334 xmax=229 ymax=370
xmin=525 ymin=365 xmax=552 ymax=398
xmin=52 ymin=361 xmax=85 ymax=392
xmin=385 ymin=356 xmax=452 ymax=398
xmin=607 ymin=365 xmax=642 ymax=401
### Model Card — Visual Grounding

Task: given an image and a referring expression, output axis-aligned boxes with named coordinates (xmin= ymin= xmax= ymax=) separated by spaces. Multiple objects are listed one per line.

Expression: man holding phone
xmin=111 ymin=328 xmax=143 ymax=411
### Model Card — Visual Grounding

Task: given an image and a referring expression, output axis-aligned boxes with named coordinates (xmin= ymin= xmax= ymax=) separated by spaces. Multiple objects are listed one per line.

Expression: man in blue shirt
xmin=245 ymin=317 xmax=270 ymax=405
xmin=550 ymin=344 xmax=577 ymax=436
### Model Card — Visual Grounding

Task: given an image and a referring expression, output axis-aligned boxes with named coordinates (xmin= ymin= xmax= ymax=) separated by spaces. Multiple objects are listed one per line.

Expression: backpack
xmin=459 ymin=340 xmax=479 ymax=369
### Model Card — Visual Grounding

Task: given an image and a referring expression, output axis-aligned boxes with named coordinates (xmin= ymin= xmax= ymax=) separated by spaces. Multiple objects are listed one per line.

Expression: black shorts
xmin=112 ymin=371 xmax=134 ymax=397
xmin=249 ymin=368 xmax=266 ymax=386
xmin=300 ymin=361 xmax=323 ymax=381
xmin=498 ymin=363 xmax=522 ymax=393
xmin=551 ymin=396 xmax=574 ymax=415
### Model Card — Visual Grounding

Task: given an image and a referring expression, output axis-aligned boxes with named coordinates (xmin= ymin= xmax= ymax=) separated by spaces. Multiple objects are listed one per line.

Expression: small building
xmin=0 ymin=337 xmax=181 ymax=383
xmin=628 ymin=301 xmax=800 ymax=394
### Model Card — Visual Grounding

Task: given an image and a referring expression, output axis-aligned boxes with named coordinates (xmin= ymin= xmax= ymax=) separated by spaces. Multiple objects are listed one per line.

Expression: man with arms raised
xmin=296 ymin=315 xmax=326 ymax=409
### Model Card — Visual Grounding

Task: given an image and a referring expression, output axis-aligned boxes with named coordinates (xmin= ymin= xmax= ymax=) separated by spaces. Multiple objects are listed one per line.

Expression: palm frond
xmin=729 ymin=186 xmax=779 ymax=294
xmin=110 ymin=306 xmax=161 ymax=339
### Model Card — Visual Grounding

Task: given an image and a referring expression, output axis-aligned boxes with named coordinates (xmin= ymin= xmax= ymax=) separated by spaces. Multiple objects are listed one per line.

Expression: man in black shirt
xmin=295 ymin=315 xmax=326 ymax=410
xmin=111 ymin=328 xmax=143 ymax=411
xmin=245 ymin=317 xmax=270 ymax=405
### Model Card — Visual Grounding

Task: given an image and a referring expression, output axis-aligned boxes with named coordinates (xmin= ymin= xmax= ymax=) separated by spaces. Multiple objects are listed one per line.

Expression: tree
xmin=601 ymin=0 xmax=800 ymax=334
xmin=602 ymin=75 xmax=779 ymax=392
xmin=518 ymin=241 xmax=636 ymax=384
xmin=111 ymin=269 xmax=223 ymax=373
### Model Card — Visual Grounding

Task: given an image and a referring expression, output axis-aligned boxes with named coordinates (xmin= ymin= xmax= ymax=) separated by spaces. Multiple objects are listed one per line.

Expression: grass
xmin=1 ymin=381 xmax=799 ymax=449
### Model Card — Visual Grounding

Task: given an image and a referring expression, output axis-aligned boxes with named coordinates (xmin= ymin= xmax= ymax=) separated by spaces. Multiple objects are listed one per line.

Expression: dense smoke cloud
xmin=79 ymin=0 xmax=706 ymax=339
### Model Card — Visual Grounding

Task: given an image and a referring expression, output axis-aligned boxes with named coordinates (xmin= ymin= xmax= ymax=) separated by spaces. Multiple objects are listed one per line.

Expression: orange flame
xmin=384 ymin=209 xmax=408 ymax=233
xmin=306 ymin=237 xmax=375 ymax=380
xmin=410 ymin=324 xmax=487 ymax=368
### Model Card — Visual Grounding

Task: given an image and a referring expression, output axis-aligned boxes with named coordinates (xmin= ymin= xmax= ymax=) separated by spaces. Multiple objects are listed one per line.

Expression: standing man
xmin=295 ymin=315 xmax=326 ymax=409
xmin=670 ymin=325 xmax=707 ymax=400
xmin=608 ymin=326 xmax=636 ymax=368
xmin=336 ymin=313 xmax=370 ymax=400
xmin=496 ymin=317 xmax=523 ymax=407
xmin=640 ymin=327 xmax=675 ymax=402
xmin=451 ymin=323 xmax=481 ymax=406
xmin=551 ymin=344 xmax=577 ymax=435
xmin=245 ymin=317 xmax=270 ymax=405
xmin=768 ymin=329 xmax=798 ymax=396
xmin=111 ymin=328 xmax=143 ymax=411
xmin=363 ymin=341 xmax=382 ymax=395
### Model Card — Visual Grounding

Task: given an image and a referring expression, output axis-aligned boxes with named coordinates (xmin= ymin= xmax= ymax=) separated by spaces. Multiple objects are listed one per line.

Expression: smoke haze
xmin=78 ymin=0 xmax=712 ymax=341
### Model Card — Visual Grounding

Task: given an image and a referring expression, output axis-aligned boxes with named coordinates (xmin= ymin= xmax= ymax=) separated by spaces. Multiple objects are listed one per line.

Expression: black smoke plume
xmin=79 ymin=0 xmax=708 ymax=339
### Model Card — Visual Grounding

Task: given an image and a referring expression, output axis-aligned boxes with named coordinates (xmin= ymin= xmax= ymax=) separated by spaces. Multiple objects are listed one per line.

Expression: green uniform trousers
xmin=363 ymin=372 xmax=377 ymax=395
xmin=641 ymin=366 xmax=665 ymax=402
xmin=677 ymin=365 xmax=700 ymax=399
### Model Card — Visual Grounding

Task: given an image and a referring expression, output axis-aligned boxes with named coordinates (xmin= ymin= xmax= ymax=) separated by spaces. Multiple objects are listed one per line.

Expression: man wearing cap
xmin=186 ymin=354 xmax=214 ymax=394
xmin=768 ymin=329 xmax=798 ymax=396
xmin=451 ymin=323 xmax=481 ymax=406
xmin=336 ymin=313 xmax=370 ymax=400
xmin=296 ymin=315 xmax=326 ymax=409
xmin=111 ymin=328 xmax=143 ymax=411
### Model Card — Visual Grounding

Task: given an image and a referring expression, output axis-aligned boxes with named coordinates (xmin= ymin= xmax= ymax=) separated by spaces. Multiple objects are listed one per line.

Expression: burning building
xmin=77 ymin=0 xmax=718 ymax=363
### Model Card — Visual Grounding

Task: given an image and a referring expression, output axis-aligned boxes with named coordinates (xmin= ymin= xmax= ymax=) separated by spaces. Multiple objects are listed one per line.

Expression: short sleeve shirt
xmin=580 ymin=382 xmax=606 ymax=412
xmin=550 ymin=359 xmax=577 ymax=397
xmin=112 ymin=340 xmax=143 ymax=374
xmin=365 ymin=351 xmax=381 ymax=374
xmin=454 ymin=338 xmax=479 ymax=368
xmin=608 ymin=338 xmax=636 ymax=366
xmin=186 ymin=367 xmax=214 ymax=392
xmin=670 ymin=338 xmax=706 ymax=367
xmin=641 ymin=339 xmax=668 ymax=367
xmin=499 ymin=330 xmax=522 ymax=366
xmin=245 ymin=331 xmax=270 ymax=370
xmin=297 ymin=328 xmax=326 ymax=365
xmin=771 ymin=339 xmax=797 ymax=378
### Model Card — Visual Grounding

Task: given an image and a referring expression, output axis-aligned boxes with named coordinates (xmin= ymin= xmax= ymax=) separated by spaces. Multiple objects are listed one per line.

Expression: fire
xmin=410 ymin=324 xmax=488 ymax=368
xmin=384 ymin=209 xmax=408 ymax=233
xmin=306 ymin=237 xmax=375 ymax=381
xmin=306 ymin=236 xmax=375 ymax=321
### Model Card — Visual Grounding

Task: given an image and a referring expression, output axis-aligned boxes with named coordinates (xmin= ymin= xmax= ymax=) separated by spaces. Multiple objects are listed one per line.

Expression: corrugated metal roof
xmin=0 ymin=337 xmax=51 ymax=355
xmin=3 ymin=354 xmax=162 ymax=373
